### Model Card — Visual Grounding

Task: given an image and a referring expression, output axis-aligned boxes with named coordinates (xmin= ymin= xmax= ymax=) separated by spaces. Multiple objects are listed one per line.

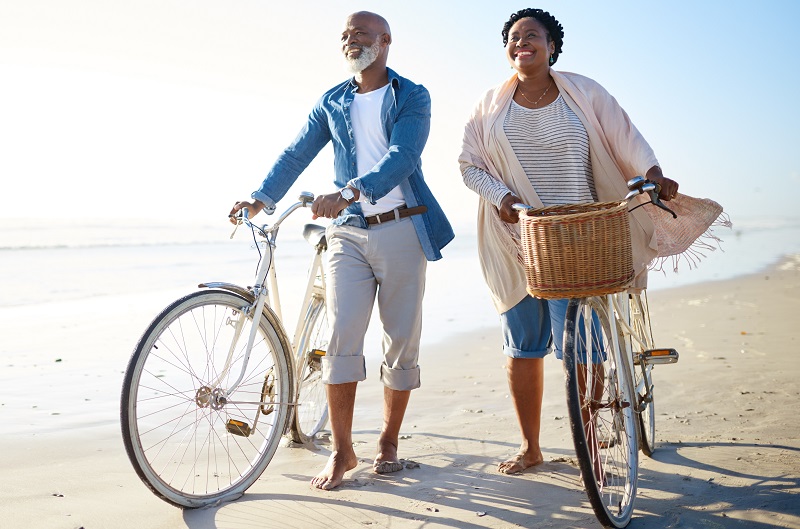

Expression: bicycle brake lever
xmin=229 ymin=208 xmax=249 ymax=239
xmin=649 ymin=190 xmax=678 ymax=219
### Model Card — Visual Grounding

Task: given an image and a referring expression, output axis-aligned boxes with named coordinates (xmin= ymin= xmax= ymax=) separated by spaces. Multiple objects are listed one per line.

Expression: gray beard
xmin=345 ymin=42 xmax=381 ymax=73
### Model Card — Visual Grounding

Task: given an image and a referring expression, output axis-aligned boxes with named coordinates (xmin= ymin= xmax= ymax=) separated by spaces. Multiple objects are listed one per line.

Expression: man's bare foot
xmin=310 ymin=449 xmax=359 ymax=490
xmin=498 ymin=450 xmax=544 ymax=474
xmin=373 ymin=437 xmax=403 ymax=474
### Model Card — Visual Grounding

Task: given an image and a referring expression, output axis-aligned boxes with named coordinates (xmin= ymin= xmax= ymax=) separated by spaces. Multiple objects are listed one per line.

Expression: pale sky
xmin=2 ymin=0 xmax=798 ymax=230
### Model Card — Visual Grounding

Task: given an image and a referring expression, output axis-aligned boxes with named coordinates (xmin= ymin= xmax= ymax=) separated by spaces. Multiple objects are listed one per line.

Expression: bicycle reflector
xmin=226 ymin=419 xmax=252 ymax=437
xmin=640 ymin=348 xmax=679 ymax=365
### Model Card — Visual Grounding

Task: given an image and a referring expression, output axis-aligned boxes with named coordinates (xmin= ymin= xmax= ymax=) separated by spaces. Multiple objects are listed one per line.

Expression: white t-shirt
xmin=350 ymin=83 xmax=405 ymax=216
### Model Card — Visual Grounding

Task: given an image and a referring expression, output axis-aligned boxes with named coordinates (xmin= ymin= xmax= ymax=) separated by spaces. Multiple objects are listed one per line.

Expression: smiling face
xmin=505 ymin=17 xmax=555 ymax=75
xmin=341 ymin=12 xmax=391 ymax=73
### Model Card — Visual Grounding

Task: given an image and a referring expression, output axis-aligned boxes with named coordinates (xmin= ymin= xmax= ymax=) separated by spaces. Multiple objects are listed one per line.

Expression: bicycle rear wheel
xmin=120 ymin=290 xmax=293 ymax=508
xmin=628 ymin=293 xmax=656 ymax=456
xmin=289 ymin=294 xmax=329 ymax=442
xmin=564 ymin=297 xmax=638 ymax=528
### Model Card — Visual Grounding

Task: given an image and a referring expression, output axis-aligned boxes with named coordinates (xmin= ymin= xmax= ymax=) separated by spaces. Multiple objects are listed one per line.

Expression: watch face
xmin=340 ymin=188 xmax=355 ymax=201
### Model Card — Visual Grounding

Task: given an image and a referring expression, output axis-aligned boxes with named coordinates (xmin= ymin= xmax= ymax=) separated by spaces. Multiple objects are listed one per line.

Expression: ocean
xmin=2 ymin=214 xmax=799 ymax=347
xmin=1 ymin=213 xmax=798 ymax=437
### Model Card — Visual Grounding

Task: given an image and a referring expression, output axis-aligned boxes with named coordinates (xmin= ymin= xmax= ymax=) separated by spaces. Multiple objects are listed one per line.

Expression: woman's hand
xmin=229 ymin=200 xmax=265 ymax=224
xmin=645 ymin=166 xmax=679 ymax=201
xmin=498 ymin=193 xmax=523 ymax=224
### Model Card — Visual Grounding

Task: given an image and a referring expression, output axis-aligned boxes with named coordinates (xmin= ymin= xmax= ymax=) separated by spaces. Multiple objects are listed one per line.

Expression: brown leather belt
xmin=365 ymin=205 xmax=427 ymax=225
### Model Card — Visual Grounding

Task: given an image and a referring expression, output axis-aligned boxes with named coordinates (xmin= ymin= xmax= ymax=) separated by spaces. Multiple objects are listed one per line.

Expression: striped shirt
xmin=463 ymin=94 xmax=596 ymax=207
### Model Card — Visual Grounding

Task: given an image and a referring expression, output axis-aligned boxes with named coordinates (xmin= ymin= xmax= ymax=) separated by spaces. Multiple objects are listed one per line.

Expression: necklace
xmin=518 ymin=80 xmax=553 ymax=106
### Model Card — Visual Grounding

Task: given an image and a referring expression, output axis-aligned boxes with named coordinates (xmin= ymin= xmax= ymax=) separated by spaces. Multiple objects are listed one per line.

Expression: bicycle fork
xmin=200 ymin=246 xmax=296 ymax=438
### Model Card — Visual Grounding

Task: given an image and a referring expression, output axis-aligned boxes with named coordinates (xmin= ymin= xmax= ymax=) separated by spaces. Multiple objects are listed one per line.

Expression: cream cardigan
xmin=459 ymin=71 xmax=725 ymax=313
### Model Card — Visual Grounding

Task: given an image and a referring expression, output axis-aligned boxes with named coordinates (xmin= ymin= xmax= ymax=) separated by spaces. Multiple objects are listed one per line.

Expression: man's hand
xmin=645 ymin=166 xmax=679 ymax=202
xmin=229 ymin=200 xmax=265 ymax=224
xmin=498 ymin=193 xmax=523 ymax=224
xmin=311 ymin=191 xmax=353 ymax=220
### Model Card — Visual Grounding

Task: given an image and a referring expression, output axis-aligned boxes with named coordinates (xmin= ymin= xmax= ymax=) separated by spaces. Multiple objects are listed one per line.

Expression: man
xmin=230 ymin=11 xmax=453 ymax=490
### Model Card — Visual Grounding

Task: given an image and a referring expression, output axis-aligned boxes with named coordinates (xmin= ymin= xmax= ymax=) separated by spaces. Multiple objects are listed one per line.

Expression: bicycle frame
xmin=200 ymin=193 xmax=320 ymax=402
xmin=610 ymin=293 xmax=654 ymax=414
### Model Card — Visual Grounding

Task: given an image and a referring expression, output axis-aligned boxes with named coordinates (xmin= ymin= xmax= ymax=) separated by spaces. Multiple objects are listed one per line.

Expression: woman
xmin=459 ymin=8 xmax=724 ymax=474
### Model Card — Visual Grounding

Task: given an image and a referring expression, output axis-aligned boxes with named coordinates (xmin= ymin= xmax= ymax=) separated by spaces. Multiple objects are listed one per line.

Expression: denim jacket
xmin=251 ymin=68 xmax=454 ymax=261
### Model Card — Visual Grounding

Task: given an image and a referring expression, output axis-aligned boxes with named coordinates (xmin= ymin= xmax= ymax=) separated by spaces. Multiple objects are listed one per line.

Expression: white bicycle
xmin=516 ymin=177 xmax=680 ymax=527
xmin=120 ymin=192 xmax=330 ymax=508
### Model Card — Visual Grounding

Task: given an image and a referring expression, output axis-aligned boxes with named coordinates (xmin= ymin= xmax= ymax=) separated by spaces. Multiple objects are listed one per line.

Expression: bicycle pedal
xmin=226 ymin=419 xmax=252 ymax=437
xmin=310 ymin=348 xmax=326 ymax=357
xmin=640 ymin=348 xmax=679 ymax=365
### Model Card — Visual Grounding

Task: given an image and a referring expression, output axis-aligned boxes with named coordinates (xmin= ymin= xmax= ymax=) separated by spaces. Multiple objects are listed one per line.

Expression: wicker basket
xmin=518 ymin=201 xmax=634 ymax=299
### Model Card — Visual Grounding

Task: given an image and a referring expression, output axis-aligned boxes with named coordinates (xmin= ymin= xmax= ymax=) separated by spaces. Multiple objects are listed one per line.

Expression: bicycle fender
xmin=198 ymin=282 xmax=254 ymax=302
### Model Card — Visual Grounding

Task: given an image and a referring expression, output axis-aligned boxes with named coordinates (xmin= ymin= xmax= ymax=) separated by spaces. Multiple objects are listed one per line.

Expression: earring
xmin=549 ymin=56 xmax=554 ymax=65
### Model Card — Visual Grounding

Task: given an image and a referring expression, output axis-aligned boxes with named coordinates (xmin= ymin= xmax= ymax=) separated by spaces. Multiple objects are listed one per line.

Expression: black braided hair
xmin=501 ymin=8 xmax=564 ymax=65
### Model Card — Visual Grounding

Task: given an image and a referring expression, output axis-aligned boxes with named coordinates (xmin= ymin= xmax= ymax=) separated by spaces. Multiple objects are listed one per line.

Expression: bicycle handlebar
xmin=229 ymin=192 xmax=316 ymax=240
xmin=624 ymin=176 xmax=677 ymax=218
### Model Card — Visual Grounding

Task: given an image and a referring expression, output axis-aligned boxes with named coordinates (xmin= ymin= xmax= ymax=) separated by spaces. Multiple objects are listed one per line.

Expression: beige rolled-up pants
xmin=322 ymin=216 xmax=426 ymax=391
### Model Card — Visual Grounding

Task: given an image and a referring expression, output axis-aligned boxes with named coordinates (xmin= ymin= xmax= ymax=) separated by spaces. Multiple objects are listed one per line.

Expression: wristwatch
xmin=339 ymin=187 xmax=356 ymax=203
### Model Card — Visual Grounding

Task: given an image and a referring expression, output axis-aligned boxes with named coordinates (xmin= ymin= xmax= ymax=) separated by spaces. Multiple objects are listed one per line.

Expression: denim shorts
xmin=500 ymin=295 xmax=606 ymax=363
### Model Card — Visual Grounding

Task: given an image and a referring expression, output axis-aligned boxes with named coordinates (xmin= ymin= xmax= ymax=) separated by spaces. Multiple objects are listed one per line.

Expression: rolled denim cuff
xmin=503 ymin=344 xmax=551 ymax=359
xmin=250 ymin=191 xmax=277 ymax=215
xmin=345 ymin=179 xmax=372 ymax=205
xmin=379 ymin=363 xmax=420 ymax=391
xmin=322 ymin=355 xmax=367 ymax=385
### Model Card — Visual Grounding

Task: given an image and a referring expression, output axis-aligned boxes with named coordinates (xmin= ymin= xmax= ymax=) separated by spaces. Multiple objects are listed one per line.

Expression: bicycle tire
xmin=564 ymin=297 xmax=638 ymax=528
xmin=120 ymin=290 xmax=294 ymax=508
xmin=629 ymin=293 xmax=656 ymax=456
xmin=289 ymin=295 xmax=330 ymax=442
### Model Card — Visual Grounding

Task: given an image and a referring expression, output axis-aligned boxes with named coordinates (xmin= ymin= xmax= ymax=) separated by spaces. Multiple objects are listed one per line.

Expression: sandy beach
xmin=4 ymin=1 xmax=800 ymax=526
xmin=1 ymin=252 xmax=798 ymax=529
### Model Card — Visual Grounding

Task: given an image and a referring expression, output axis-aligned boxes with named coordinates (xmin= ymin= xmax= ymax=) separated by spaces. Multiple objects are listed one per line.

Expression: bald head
xmin=346 ymin=11 xmax=391 ymax=36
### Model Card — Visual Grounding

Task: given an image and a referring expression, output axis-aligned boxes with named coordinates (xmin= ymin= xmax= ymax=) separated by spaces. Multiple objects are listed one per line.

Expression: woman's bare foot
xmin=373 ymin=437 xmax=403 ymax=474
xmin=310 ymin=449 xmax=359 ymax=490
xmin=498 ymin=449 xmax=544 ymax=474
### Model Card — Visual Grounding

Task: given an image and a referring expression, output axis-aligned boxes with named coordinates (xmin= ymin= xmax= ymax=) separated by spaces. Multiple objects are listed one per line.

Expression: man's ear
xmin=382 ymin=33 xmax=392 ymax=46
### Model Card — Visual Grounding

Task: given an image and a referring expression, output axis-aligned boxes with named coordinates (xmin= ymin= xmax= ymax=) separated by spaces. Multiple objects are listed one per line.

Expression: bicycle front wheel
xmin=289 ymin=294 xmax=329 ymax=442
xmin=564 ymin=297 xmax=638 ymax=528
xmin=120 ymin=290 xmax=293 ymax=508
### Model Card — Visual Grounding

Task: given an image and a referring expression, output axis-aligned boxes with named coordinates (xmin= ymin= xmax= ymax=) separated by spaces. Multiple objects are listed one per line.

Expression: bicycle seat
xmin=303 ymin=224 xmax=327 ymax=251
